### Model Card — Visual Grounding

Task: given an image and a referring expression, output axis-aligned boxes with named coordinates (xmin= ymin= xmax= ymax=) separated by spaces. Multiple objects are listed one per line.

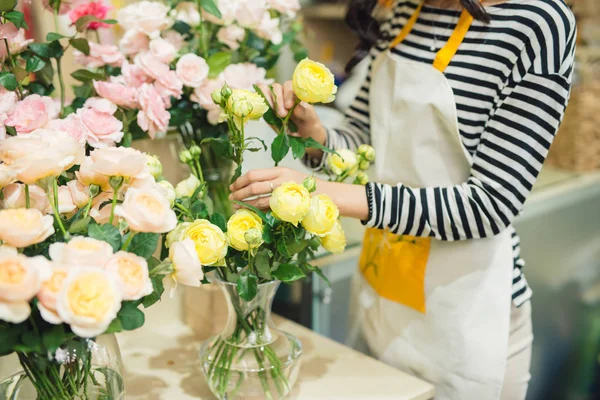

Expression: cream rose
xmin=0 ymin=247 xmax=51 ymax=323
xmin=327 ymin=149 xmax=358 ymax=176
xmin=117 ymin=1 xmax=173 ymax=39
xmin=46 ymin=185 xmax=77 ymax=215
xmin=172 ymin=2 xmax=201 ymax=27
xmin=76 ymin=156 xmax=110 ymax=190
xmin=176 ymin=53 xmax=209 ymax=88
xmin=0 ymin=209 xmax=55 ymax=248
xmin=166 ymin=238 xmax=204 ymax=297
xmin=67 ymin=180 xmax=90 ymax=209
xmin=1 ymin=183 xmax=49 ymax=212
xmin=292 ymin=58 xmax=337 ymax=104
xmin=184 ymin=220 xmax=228 ymax=265
xmin=104 ymin=251 xmax=153 ymax=301
xmin=89 ymin=192 xmax=117 ymax=225
xmin=115 ymin=186 xmax=177 ymax=233
xmin=49 ymin=236 xmax=114 ymax=269
xmin=90 ymin=147 xmax=149 ymax=180
xmin=156 ymin=180 xmax=176 ymax=206
xmin=227 ymin=209 xmax=264 ymax=251
xmin=321 ymin=220 xmax=346 ymax=254
xmin=301 ymin=194 xmax=340 ymax=236
xmin=175 ymin=174 xmax=201 ymax=198
xmin=269 ymin=182 xmax=311 ymax=226
xmin=216 ymin=25 xmax=245 ymax=50
xmin=0 ymin=163 xmax=15 ymax=188
xmin=166 ymin=222 xmax=191 ymax=248
xmin=0 ymin=135 xmax=47 ymax=165
xmin=37 ymin=265 xmax=69 ymax=324
xmin=56 ymin=268 xmax=122 ymax=338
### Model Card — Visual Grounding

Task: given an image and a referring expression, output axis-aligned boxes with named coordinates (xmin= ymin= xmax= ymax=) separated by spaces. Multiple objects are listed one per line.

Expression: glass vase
xmin=203 ymin=167 xmax=234 ymax=218
xmin=199 ymin=278 xmax=303 ymax=400
xmin=0 ymin=334 xmax=124 ymax=400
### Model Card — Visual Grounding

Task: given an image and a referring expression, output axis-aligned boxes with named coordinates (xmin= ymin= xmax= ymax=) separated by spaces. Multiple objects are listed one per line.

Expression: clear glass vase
xmin=0 ymin=334 xmax=124 ymax=400
xmin=199 ymin=279 xmax=303 ymax=400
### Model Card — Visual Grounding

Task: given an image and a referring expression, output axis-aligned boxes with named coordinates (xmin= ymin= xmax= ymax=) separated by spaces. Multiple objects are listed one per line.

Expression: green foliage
xmin=0 ymin=72 xmax=18 ymax=91
xmin=271 ymin=264 xmax=305 ymax=283
xmin=69 ymin=38 xmax=90 ymax=56
xmin=271 ymin=134 xmax=290 ymax=166
xmin=237 ymin=272 xmax=258 ymax=301
xmin=142 ymin=275 xmax=165 ymax=308
xmin=3 ymin=10 xmax=28 ymax=29
xmin=207 ymin=52 xmax=232 ymax=78
xmin=88 ymin=224 xmax=122 ymax=252
xmin=116 ymin=302 xmax=145 ymax=331
xmin=71 ymin=69 xmax=104 ymax=82
xmin=127 ymin=233 xmax=159 ymax=259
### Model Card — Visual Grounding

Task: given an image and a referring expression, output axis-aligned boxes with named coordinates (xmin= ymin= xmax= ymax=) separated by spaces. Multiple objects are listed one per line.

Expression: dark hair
xmin=345 ymin=0 xmax=490 ymax=72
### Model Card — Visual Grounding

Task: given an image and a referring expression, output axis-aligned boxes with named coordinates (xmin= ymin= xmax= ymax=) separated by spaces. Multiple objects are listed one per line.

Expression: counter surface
xmin=119 ymin=293 xmax=435 ymax=400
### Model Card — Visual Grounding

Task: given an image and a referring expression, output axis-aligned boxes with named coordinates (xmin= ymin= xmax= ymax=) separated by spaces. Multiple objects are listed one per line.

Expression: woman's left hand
xmin=229 ymin=167 xmax=308 ymax=210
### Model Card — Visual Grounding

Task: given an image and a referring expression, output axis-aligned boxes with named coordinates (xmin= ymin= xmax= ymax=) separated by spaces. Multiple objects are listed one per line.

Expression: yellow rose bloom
xmin=327 ymin=149 xmax=358 ymax=176
xmin=292 ymin=58 xmax=338 ymax=104
xmin=301 ymin=195 xmax=339 ymax=236
xmin=227 ymin=209 xmax=263 ymax=251
xmin=185 ymin=219 xmax=228 ymax=265
xmin=269 ymin=182 xmax=311 ymax=226
xmin=322 ymin=220 xmax=346 ymax=254
xmin=226 ymin=89 xmax=269 ymax=120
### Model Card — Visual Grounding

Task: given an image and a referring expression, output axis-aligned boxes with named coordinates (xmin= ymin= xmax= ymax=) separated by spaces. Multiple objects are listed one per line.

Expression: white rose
xmin=165 ymin=238 xmax=204 ymax=297
xmin=115 ymin=186 xmax=177 ymax=233
xmin=49 ymin=236 xmax=114 ymax=268
xmin=172 ymin=2 xmax=201 ymax=26
xmin=117 ymin=1 xmax=173 ymax=39
xmin=216 ymin=25 xmax=246 ymax=50
xmin=156 ymin=180 xmax=176 ymax=206
xmin=175 ymin=174 xmax=201 ymax=198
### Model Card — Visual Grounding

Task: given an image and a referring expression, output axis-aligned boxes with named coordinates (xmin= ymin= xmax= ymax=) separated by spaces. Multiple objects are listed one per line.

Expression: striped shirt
xmin=309 ymin=0 xmax=576 ymax=306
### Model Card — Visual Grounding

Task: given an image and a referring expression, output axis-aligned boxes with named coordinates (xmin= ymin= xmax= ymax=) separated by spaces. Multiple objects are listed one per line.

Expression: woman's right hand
xmin=257 ymin=82 xmax=328 ymax=155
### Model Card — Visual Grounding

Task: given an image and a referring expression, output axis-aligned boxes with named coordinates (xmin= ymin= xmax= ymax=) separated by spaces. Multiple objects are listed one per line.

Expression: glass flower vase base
xmin=0 ymin=335 xmax=124 ymax=400
xmin=199 ymin=280 xmax=302 ymax=400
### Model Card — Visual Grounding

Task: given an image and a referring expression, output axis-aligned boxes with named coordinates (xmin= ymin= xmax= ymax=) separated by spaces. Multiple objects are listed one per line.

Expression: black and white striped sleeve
xmin=364 ymin=29 xmax=576 ymax=239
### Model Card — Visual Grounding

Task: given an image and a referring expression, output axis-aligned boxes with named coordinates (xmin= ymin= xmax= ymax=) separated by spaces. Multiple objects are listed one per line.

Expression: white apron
xmin=351 ymin=3 xmax=514 ymax=399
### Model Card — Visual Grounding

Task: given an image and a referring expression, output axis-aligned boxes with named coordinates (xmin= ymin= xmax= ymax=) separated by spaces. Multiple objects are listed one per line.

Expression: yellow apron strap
xmin=388 ymin=0 xmax=481 ymax=73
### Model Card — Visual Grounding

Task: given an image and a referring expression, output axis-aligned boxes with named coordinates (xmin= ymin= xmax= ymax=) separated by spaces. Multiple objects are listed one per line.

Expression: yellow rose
xmin=327 ymin=149 xmax=358 ymax=176
xmin=301 ymin=195 xmax=340 ymax=236
xmin=185 ymin=219 xmax=228 ymax=265
xmin=56 ymin=268 xmax=122 ymax=338
xmin=227 ymin=209 xmax=263 ymax=251
xmin=269 ymin=182 xmax=311 ymax=226
xmin=322 ymin=220 xmax=346 ymax=254
xmin=226 ymin=89 xmax=269 ymax=120
xmin=0 ymin=208 xmax=55 ymax=248
xmin=292 ymin=58 xmax=338 ymax=104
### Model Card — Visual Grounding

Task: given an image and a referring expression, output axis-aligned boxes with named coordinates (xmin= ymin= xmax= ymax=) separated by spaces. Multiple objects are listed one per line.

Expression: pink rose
xmin=5 ymin=95 xmax=59 ymax=134
xmin=93 ymin=79 xmax=139 ymax=109
xmin=268 ymin=0 xmax=301 ymax=16
xmin=117 ymin=1 xmax=172 ymax=39
xmin=0 ymin=90 xmax=17 ymax=118
xmin=236 ymin=0 xmax=268 ymax=28
xmin=256 ymin=14 xmax=282 ymax=45
xmin=0 ymin=22 xmax=18 ymax=40
xmin=175 ymin=53 xmax=209 ymax=88
xmin=202 ymin=0 xmax=237 ymax=25
xmin=216 ymin=25 xmax=245 ymax=50
xmin=75 ymin=42 xmax=124 ymax=69
xmin=0 ymin=29 xmax=34 ymax=61
xmin=119 ymin=29 xmax=150 ymax=56
xmin=190 ymin=79 xmax=224 ymax=125
xmin=122 ymin=61 xmax=152 ymax=88
xmin=162 ymin=31 xmax=185 ymax=52
xmin=149 ymin=38 xmax=177 ymax=64
xmin=68 ymin=1 xmax=111 ymax=30
xmin=154 ymin=71 xmax=183 ymax=106
xmin=77 ymin=100 xmax=124 ymax=148
xmin=47 ymin=114 xmax=90 ymax=144
xmin=137 ymin=84 xmax=170 ymax=139
xmin=135 ymin=52 xmax=170 ymax=81
xmin=220 ymin=63 xmax=273 ymax=90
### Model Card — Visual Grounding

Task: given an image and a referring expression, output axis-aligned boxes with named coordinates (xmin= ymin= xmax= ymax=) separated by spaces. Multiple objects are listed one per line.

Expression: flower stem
xmin=50 ymin=179 xmax=70 ymax=239
xmin=282 ymin=99 xmax=301 ymax=131
xmin=24 ymin=184 xmax=30 ymax=208
xmin=121 ymin=231 xmax=136 ymax=251
xmin=83 ymin=195 xmax=93 ymax=218
xmin=108 ymin=179 xmax=123 ymax=225
xmin=2 ymin=36 xmax=24 ymax=98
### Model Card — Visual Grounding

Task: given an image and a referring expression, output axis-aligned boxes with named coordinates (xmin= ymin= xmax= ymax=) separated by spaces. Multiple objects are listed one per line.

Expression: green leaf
xmin=117 ymin=302 xmax=145 ymax=331
xmin=142 ymin=275 xmax=164 ymax=308
xmin=276 ymin=239 xmax=291 ymax=259
xmin=105 ymin=318 xmax=123 ymax=334
xmin=71 ymin=69 xmax=105 ymax=82
xmin=128 ymin=233 xmax=159 ymax=259
xmin=231 ymin=164 xmax=243 ymax=185
xmin=68 ymin=216 xmax=91 ymax=234
xmin=272 ymin=263 xmax=305 ymax=283
xmin=232 ymin=200 xmax=267 ymax=221
xmin=200 ymin=0 xmax=222 ymax=18
xmin=21 ymin=330 xmax=42 ymax=353
xmin=69 ymin=38 xmax=90 ymax=56
xmin=42 ymin=324 xmax=66 ymax=353
xmin=262 ymin=226 xmax=274 ymax=244
xmin=210 ymin=213 xmax=227 ymax=232
xmin=102 ymin=19 xmax=117 ymax=25
xmin=253 ymin=84 xmax=283 ymax=130
xmin=75 ymin=15 xmax=100 ymax=32
xmin=4 ymin=125 xmax=16 ymax=136
xmin=246 ymin=136 xmax=268 ymax=151
xmin=4 ymin=10 xmax=28 ymax=30
xmin=48 ymin=40 xmax=65 ymax=58
xmin=308 ymin=265 xmax=331 ymax=287
xmin=73 ymin=81 xmax=94 ymax=98
xmin=36 ymin=62 xmax=55 ymax=85
xmin=88 ymin=224 xmax=121 ymax=253
xmin=28 ymin=43 xmax=51 ymax=58
xmin=207 ymin=52 xmax=232 ymax=78
xmin=46 ymin=32 xmax=68 ymax=41
xmin=25 ymin=56 xmax=46 ymax=73
xmin=209 ymin=137 xmax=234 ymax=159
xmin=289 ymin=136 xmax=307 ymax=159
xmin=190 ymin=200 xmax=209 ymax=219
xmin=254 ymin=250 xmax=271 ymax=280
xmin=0 ymin=323 xmax=24 ymax=356
xmin=286 ymin=238 xmax=309 ymax=255
xmin=271 ymin=134 xmax=290 ymax=166
xmin=236 ymin=272 xmax=258 ymax=301
xmin=0 ymin=72 xmax=18 ymax=91
xmin=172 ymin=20 xmax=191 ymax=35
xmin=305 ymin=137 xmax=335 ymax=154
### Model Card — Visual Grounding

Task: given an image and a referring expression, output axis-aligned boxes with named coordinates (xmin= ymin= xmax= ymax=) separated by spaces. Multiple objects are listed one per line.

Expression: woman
xmin=230 ymin=0 xmax=576 ymax=398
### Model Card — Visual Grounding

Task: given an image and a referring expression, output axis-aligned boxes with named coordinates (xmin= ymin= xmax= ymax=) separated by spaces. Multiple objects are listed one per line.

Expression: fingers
xmin=233 ymin=195 xmax=271 ymax=211
xmin=283 ymin=81 xmax=295 ymax=109
xmin=230 ymin=180 xmax=275 ymax=202
xmin=271 ymin=84 xmax=287 ymax=118
xmin=257 ymin=84 xmax=273 ymax=108
xmin=230 ymin=168 xmax=280 ymax=192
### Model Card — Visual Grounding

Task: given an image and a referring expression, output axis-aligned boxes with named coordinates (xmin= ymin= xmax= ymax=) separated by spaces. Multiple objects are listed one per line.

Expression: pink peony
xmin=47 ymin=114 xmax=90 ymax=144
xmin=119 ymin=29 xmax=150 ymax=56
xmin=268 ymin=0 xmax=301 ymax=16
xmin=68 ymin=1 xmax=111 ymax=30
xmin=77 ymin=98 xmax=123 ymax=148
xmin=134 ymin=52 xmax=170 ymax=81
xmin=220 ymin=63 xmax=273 ymax=90
xmin=0 ymin=28 xmax=34 ymax=61
xmin=122 ymin=61 xmax=152 ymax=88
xmin=175 ymin=53 xmax=209 ymax=88
xmin=137 ymin=84 xmax=170 ymax=139
xmin=5 ymin=95 xmax=59 ymax=134
xmin=149 ymin=38 xmax=177 ymax=64
xmin=74 ymin=42 xmax=124 ymax=69
xmin=191 ymin=78 xmax=226 ymax=125
xmin=236 ymin=0 xmax=268 ymax=29
xmin=162 ymin=31 xmax=185 ymax=52
xmin=154 ymin=71 xmax=183 ymax=107
xmin=93 ymin=79 xmax=139 ymax=109
xmin=216 ymin=25 xmax=245 ymax=51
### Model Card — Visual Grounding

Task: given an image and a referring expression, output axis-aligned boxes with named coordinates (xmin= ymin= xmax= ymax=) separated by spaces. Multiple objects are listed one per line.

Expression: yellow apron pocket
xmin=359 ymin=228 xmax=431 ymax=313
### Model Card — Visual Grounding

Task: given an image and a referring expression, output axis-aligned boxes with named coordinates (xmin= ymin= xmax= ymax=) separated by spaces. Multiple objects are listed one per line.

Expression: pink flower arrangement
xmin=68 ymin=1 xmax=112 ymax=30
xmin=93 ymin=78 xmax=139 ymax=109
xmin=77 ymin=98 xmax=124 ymax=148
xmin=74 ymin=42 xmax=124 ymax=69
xmin=4 ymin=95 xmax=59 ymax=134
xmin=137 ymin=84 xmax=170 ymax=139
